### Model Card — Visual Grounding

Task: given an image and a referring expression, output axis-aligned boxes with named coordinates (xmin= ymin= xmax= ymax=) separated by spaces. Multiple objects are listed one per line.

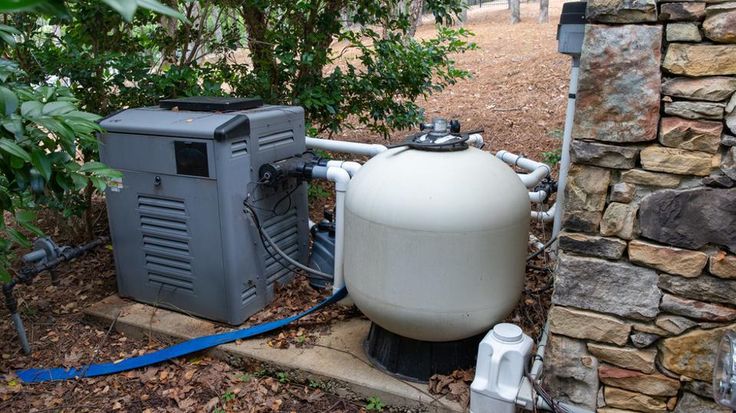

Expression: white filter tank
xmin=344 ymin=144 xmax=530 ymax=342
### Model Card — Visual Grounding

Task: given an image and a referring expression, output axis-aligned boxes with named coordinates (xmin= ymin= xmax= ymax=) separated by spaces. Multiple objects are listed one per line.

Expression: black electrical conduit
xmin=3 ymin=237 xmax=107 ymax=354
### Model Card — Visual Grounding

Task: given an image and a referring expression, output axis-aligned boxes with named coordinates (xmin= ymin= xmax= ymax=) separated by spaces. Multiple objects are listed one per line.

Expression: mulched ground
xmin=0 ymin=2 xmax=565 ymax=411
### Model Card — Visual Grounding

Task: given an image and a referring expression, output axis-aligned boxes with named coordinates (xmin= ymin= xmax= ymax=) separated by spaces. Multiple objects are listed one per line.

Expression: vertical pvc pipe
xmin=552 ymin=57 xmax=580 ymax=238
xmin=325 ymin=168 xmax=350 ymax=294
xmin=12 ymin=313 xmax=31 ymax=354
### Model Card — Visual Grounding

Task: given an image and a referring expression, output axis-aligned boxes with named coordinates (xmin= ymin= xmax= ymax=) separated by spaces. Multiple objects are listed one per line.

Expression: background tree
xmin=539 ymin=0 xmax=549 ymax=23
xmin=408 ymin=0 xmax=425 ymax=37
xmin=11 ymin=0 xmax=474 ymax=138
xmin=510 ymin=0 xmax=521 ymax=23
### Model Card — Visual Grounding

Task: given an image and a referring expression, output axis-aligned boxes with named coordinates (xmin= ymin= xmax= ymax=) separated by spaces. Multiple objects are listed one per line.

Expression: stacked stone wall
xmin=544 ymin=0 xmax=736 ymax=411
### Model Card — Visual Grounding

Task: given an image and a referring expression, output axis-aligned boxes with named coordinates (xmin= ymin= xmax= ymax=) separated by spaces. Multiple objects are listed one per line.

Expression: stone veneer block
xmin=659 ymin=273 xmax=736 ymax=305
xmin=659 ymin=324 xmax=736 ymax=382
xmin=728 ymin=112 xmax=736 ymax=137
xmin=564 ymin=164 xmax=611 ymax=212
xmin=631 ymin=331 xmax=661 ymax=348
xmin=664 ymin=100 xmax=725 ymax=120
xmin=723 ymin=146 xmax=736 ymax=180
xmin=621 ymin=169 xmax=681 ymax=187
xmin=659 ymin=117 xmax=723 ymax=154
xmin=628 ymin=239 xmax=708 ymax=277
xmin=574 ymin=25 xmax=662 ymax=143
xmin=599 ymin=408 xmax=648 ymax=413
xmin=553 ymin=254 xmax=661 ymax=320
xmin=663 ymin=44 xmax=736 ymax=76
xmin=702 ymin=172 xmax=736 ymax=188
xmin=640 ymin=146 xmax=714 ymax=175
xmin=639 ymin=187 xmax=736 ymax=252
xmin=558 ymin=232 xmax=628 ymax=259
xmin=728 ymin=92 xmax=736 ymax=113
xmin=598 ymin=364 xmax=680 ymax=397
xmin=709 ymin=251 xmax=736 ymax=278
xmin=603 ymin=386 xmax=668 ymax=412
xmin=662 ymin=76 xmax=736 ymax=101
xmin=610 ymin=182 xmax=635 ymax=203
xmin=631 ymin=321 xmax=672 ymax=336
xmin=655 ymin=314 xmax=698 ymax=335
xmin=544 ymin=334 xmax=599 ymax=410
xmin=562 ymin=210 xmax=602 ymax=233
xmin=704 ymin=2 xmax=736 ymax=43
xmin=588 ymin=343 xmax=657 ymax=373
xmin=600 ymin=202 xmax=638 ymax=240
xmin=661 ymin=293 xmax=736 ymax=321
xmin=673 ymin=392 xmax=732 ymax=413
xmin=549 ymin=306 xmax=631 ymax=345
xmin=683 ymin=380 xmax=713 ymax=400
xmin=660 ymin=2 xmax=706 ymax=21
xmin=586 ymin=0 xmax=658 ymax=22
xmin=571 ymin=140 xmax=639 ymax=169
xmin=666 ymin=22 xmax=703 ymax=42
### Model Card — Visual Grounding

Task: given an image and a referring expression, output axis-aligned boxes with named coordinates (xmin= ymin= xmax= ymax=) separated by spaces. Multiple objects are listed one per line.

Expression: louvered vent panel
xmin=241 ymin=285 xmax=257 ymax=306
xmin=231 ymin=140 xmax=248 ymax=158
xmin=261 ymin=209 xmax=300 ymax=285
xmin=258 ymin=130 xmax=294 ymax=151
xmin=138 ymin=195 xmax=193 ymax=292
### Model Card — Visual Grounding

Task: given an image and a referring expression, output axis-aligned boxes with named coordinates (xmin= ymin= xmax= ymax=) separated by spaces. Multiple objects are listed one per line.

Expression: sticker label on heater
xmin=110 ymin=177 xmax=123 ymax=192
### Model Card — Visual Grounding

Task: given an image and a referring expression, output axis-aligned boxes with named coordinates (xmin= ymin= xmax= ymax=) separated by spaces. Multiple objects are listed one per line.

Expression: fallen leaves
xmin=428 ymin=368 xmax=475 ymax=408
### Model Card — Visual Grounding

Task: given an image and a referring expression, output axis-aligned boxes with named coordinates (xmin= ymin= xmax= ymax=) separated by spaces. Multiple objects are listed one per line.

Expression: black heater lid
xmin=160 ymin=96 xmax=264 ymax=112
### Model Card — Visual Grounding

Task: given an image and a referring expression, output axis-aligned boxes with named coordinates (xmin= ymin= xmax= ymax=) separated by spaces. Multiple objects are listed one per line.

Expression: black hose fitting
xmin=258 ymin=153 xmax=321 ymax=186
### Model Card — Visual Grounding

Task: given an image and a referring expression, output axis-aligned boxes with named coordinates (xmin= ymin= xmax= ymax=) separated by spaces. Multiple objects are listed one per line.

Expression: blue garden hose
xmin=17 ymin=287 xmax=347 ymax=383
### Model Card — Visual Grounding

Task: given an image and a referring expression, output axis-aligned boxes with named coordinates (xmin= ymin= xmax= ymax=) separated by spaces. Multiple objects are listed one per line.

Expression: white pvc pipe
xmin=528 ymin=190 xmax=547 ymax=203
xmin=531 ymin=203 xmax=556 ymax=223
xmin=467 ymin=133 xmax=484 ymax=148
xmin=311 ymin=165 xmax=351 ymax=294
xmin=552 ymin=57 xmax=580 ymax=238
xmin=306 ymin=136 xmax=387 ymax=157
xmin=495 ymin=150 xmax=552 ymax=189
xmin=325 ymin=160 xmax=362 ymax=177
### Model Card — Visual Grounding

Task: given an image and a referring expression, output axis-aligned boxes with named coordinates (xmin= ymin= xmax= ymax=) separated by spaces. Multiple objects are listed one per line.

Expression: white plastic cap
xmin=492 ymin=323 xmax=523 ymax=343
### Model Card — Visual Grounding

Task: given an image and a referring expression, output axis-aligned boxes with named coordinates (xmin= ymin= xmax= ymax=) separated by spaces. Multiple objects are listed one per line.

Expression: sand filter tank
xmin=343 ymin=121 xmax=531 ymax=380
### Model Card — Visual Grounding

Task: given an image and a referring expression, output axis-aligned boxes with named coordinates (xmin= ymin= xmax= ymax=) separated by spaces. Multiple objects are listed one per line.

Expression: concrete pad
xmin=84 ymin=295 xmax=463 ymax=413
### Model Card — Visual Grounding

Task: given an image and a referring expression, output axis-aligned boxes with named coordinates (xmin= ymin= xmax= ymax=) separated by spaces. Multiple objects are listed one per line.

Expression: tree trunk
xmin=510 ymin=0 xmax=521 ymax=23
xmin=539 ymin=0 xmax=549 ymax=23
xmin=241 ymin=5 xmax=278 ymax=99
xmin=459 ymin=0 xmax=468 ymax=26
xmin=407 ymin=0 xmax=424 ymax=37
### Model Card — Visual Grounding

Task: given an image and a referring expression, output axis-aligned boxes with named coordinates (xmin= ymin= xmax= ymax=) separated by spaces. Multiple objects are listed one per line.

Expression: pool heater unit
xmin=100 ymin=97 xmax=310 ymax=324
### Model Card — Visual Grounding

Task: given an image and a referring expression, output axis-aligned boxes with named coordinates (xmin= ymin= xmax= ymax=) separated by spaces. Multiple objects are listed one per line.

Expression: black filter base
xmin=363 ymin=323 xmax=484 ymax=383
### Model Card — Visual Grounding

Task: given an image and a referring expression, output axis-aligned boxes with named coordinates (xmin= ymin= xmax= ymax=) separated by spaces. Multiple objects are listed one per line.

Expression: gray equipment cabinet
xmin=99 ymin=100 xmax=309 ymax=325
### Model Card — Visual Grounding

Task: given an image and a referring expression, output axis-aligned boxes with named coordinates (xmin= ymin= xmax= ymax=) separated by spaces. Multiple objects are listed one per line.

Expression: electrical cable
xmin=243 ymin=200 xmax=333 ymax=281
xmin=526 ymin=234 xmax=558 ymax=262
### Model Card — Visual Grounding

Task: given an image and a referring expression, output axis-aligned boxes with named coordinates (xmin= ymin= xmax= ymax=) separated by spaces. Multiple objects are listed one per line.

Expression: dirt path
xmin=341 ymin=0 xmax=572 ymax=165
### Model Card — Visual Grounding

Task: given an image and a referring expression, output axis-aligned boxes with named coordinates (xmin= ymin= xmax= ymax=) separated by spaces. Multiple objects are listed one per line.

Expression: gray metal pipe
xmin=552 ymin=57 xmax=580 ymax=238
